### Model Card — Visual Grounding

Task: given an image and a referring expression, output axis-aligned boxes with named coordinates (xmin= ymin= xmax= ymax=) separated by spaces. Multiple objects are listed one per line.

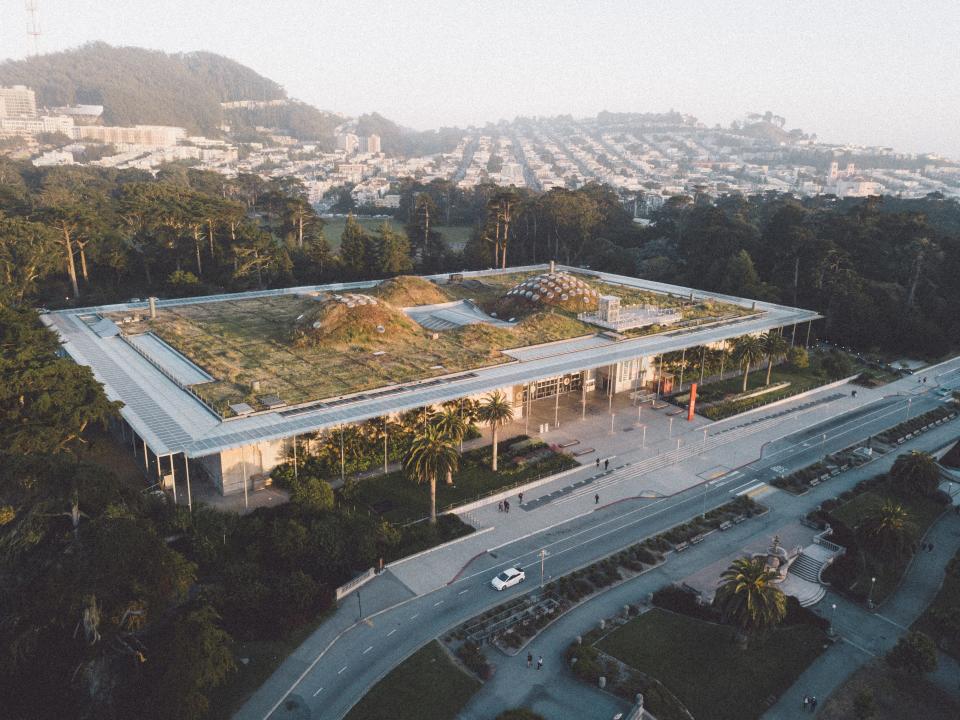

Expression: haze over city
xmin=2 ymin=0 xmax=959 ymax=158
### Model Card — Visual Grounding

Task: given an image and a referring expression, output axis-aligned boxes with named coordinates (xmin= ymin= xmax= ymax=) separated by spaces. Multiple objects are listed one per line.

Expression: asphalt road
xmin=262 ymin=383 xmax=959 ymax=720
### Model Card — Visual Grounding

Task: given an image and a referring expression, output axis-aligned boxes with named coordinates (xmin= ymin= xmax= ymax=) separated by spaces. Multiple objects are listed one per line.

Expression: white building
xmin=0 ymin=85 xmax=37 ymax=119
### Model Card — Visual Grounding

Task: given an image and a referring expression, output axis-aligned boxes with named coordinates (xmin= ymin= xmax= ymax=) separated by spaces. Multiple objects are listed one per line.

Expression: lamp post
xmin=830 ymin=602 xmax=837 ymax=636
xmin=539 ymin=548 xmax=548 ymax=588
xmin=868 ymin=576 xmax=876 ymax=609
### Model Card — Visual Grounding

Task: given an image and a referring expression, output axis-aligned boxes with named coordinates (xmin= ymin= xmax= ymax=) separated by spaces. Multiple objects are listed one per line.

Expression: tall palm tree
xmin=477 ymin=390 xmax=514 ymax=472
xmin=890 ymin=451 xmax=941 ymax=498
xmin=731 ymin=335 xmax=766 ymax=393
xmin=762 ymin=332 xmax=789 ymax=386
xmin=858 ymin=500 xmax=914 ymax=560
xmin=715 ymin=556 xmax=787 ymax=647
xmin=433 ymin=408 xmax=467 ymax=485
xmin=404 ymin=424 xmax=459 ymax=524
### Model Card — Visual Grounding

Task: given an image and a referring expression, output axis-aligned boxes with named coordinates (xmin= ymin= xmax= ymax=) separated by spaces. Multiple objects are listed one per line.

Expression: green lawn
xmin=912 ymin=549 xmax=960 ymax=658
xmin=346 ymin=439 xmax=577 ymax=523
xmin=322 ymin=216 xmax=473 ymax=251
xmin=829 ymin=483 xmax=946 ymax=603
xmin=343 ymin=640 xmax=481 ymax=720
xmin=597 ymin=609 xmax=827 ymax=720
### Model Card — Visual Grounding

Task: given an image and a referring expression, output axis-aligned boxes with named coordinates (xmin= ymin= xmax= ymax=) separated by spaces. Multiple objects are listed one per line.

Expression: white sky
xmin=2 ymin=0 xmax=959 ymax=157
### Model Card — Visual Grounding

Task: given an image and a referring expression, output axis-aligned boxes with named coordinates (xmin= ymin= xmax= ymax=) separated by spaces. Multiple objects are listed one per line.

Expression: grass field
xmin=346 ymin=439 xmax=578 ymax=523
xmin=818 ymin=661 xmax=960 ymax=720
xmin=597 ymin=609 xmax=827 ymax=720
xmin=343 ymin=640 xmax=481 ymax=720
xmin=321 ymin=216 xmax=474 ymax=251
xmin=913 ymin=548 xmax=960 ymax=658
xmin=828 ymin=481 xmax=946 ymax=603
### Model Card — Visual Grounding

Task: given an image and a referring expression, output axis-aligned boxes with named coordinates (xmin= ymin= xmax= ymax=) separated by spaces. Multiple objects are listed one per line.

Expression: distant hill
xmin=223 ymin=100 xmax=343 ymax=147
xmin=356 ymin=112 xmax=463 ymax=156
xmin=0 ymin=42 xmax=285 ymax=134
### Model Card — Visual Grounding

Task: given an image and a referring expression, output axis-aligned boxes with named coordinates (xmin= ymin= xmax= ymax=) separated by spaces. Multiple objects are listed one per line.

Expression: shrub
xmin=783 ymin=596 xmax=830 ymax=631
xmin=457 ymin=641 xmax=492 ymax=679
xmin=566 ymin=644 xmax=604 ymax=683
xmin=886 ymin=632 xmax=938 ymax=676
xmin=651 ymin=584 xmax=718 ymax=622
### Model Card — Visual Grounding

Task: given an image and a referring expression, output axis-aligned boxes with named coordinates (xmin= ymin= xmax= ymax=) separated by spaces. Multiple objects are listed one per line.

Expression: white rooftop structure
xmin=43 ymin=265 xmax=820 ymax=496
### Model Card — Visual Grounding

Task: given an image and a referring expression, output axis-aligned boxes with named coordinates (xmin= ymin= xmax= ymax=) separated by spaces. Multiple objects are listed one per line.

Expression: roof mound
xmin=293 ymin=293 xmax=420 ymax=349
xmin=375 ymin=275 xmax=450 ymax=307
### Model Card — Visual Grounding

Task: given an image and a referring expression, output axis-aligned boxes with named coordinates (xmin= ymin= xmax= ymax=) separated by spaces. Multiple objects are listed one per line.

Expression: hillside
xmin=355 ymin=112 xmax=463 ymax=156
xmin=223 ymin=100 xmax=342 ymax=146
xmin=0 ymin=42 xmax=285 ymax=134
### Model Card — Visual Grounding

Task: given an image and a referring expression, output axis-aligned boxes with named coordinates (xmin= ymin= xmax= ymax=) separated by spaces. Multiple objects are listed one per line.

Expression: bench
xmin=732 ymin=514 xmax=747 ymax=525
xmin=690 ymin=533 xmax=705 ymax=545
xmin=573 ymin=447 xmax=596 ymax=457
xmin=666 ymin=408 xmax=685 ymax=416
xmin=674 ymin=541 xmax=690 ymax=553
xmin=719 ymin=520 xmax=733 ymax=531
xmin=809 ymin=478 xmax=820 ymax=487
xmin=558 ymin=440 xmax=580 ymax=448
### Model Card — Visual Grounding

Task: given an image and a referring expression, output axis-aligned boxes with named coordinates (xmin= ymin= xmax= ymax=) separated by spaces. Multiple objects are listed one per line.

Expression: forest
xmin=2 ymin=155 xmax=960 ymax=717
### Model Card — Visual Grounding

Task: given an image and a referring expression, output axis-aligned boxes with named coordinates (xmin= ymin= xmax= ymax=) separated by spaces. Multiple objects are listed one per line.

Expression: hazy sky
xmin=3 ymin=0 xmax=959 ymax=157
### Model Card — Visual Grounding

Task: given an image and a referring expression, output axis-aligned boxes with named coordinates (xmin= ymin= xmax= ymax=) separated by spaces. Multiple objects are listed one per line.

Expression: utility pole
xmin=539 ymin=549 xmax=548 ymax=588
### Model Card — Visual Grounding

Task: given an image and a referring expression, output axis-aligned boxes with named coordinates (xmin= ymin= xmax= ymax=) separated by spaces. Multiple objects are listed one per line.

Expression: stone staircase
xmin=789 ymin=551 xmax=825 ymax=583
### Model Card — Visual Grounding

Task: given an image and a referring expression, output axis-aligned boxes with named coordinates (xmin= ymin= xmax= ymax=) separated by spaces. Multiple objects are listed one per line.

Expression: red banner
xmin=687 ymin=383 xmax=698 ymax=421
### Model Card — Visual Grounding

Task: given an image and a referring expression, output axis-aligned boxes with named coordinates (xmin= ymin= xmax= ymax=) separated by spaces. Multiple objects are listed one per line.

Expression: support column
xmin=292 ymin=435 xmax=298 ymax=482
xmin=581 ymin=372 xmax=587 ymax=420
xmin=699 ymin=346 xmax=706 ymax=385
xmin=554 ymin=382 xmax=560 ymax=428
xmin=143 ymin=437 xmax=149 ymax=469
xmin=240 ymin=445 xmax=249 ymax=510
xmin=678 ymin=348 xmax=686 ymax=390
xmin=805 ymin=321 xmax=812 ymax=348
xmin=184 ymin=454 xmax=192 ymax=511
xmin=169 ymin=454 xmax=177 ymax=505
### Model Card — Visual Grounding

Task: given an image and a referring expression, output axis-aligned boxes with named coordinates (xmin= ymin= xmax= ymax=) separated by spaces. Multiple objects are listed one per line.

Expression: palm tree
xmin=731 ymin=335 xmax=766 ymax=393
xmin=890 ymin=451 xmax=941 ymax=498
xmin=858 ymin=500 xmax=914 ymax=560
xmin=762 ymin=332 xmax=789 ymax=386
xmin=433 ymin=408 xmax=467 ymax=485
xmin=715 ymin=556 xmax=787 ymax=647
xmin=404 ymin=424 xmax=459 ymax=524
xmin=477 ymin=390 xmax=514 ymax=472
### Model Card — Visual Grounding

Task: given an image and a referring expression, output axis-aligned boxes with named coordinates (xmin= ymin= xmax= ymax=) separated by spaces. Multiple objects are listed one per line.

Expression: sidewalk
xmin=763 ymin=510 xmax=960 ymax=718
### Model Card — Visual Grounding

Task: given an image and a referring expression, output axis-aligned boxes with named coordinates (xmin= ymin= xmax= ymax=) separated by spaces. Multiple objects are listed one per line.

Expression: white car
xmin=491 ymin=567 xmax=526 ymax=591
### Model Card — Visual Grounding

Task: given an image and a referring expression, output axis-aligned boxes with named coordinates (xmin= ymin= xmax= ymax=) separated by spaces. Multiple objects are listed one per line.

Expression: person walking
xmin=810 ymin=696 xmax=817 ymax=712
xmin=802 ymin=696 xmax=810 ymax=712
xmin=604 ymin=459 xmax=609 ymax=471
xmin=504 ymin=500 xmax=510 ymax=513
xmin=594 ymin=493 xmax=599 ymax=505
xmin=526 ymin=652 xmax=532 ymax=668
xmin=596 ymin=457 xmax=600 ymax=469
xmin=518 ymin=492 xmax=523 ymax=505
xmin=498 ymin=501 xmax=503 ymax=512
xmin=537 ymin=656 xmax=543 ymax=670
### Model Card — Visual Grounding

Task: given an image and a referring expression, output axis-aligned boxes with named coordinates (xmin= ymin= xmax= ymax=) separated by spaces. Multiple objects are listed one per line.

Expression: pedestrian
xmin=505 ymin=500 xmax=510 ymax=513
xmin=596 ymin=457 xmax=600 ymax=468
xmin=595 ymin=493 xmax=600 ymax=505
xmin=811 ymin=696 xmax=817 ymax=712
xmin=518 ymin=492 xmax=523 ymax=505
xmin=802 ymin=696 xmax=810 ymax=711
xmin=537 ymin=655 xmax=543 ymax=670
xmin=604 ymin=459 xmax=610 ymax=471
xmin=498 ymin=501 xmax=503 ymax=513
xmin=526 ymin=652 xmax=532 ymax=668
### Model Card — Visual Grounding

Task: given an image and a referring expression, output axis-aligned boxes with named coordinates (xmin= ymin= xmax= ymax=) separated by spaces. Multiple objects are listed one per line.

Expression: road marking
xmin=874 ymin=614 xmax=909 ymax=631
xmin=458 ymin=589 xmax=469 ymax=595
xmin=433 ymin=600 xmax=444 ymax=607
xmin=363 ymin=646 xmax=373 ymax=655
xmin=313 ymin=687 xmax=323 ymax=697
xmin=410 ymin=613 xmax=419 ymax=620
xmin=387 ymin=628 xmax=397 ymax=637
xmin=338 ymin=666 xmax=348 ymax=675
xmin=840 ymin=636 xmax=878 ymax=658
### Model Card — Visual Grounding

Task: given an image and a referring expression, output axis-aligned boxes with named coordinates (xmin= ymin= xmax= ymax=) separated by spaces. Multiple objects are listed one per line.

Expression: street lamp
xmin=868 ymin=577 xmax=876 ymax=609
xmin=539 ymin=548 xmax=549 ymax=588
xmin=830 ymin=602 xmax=837 ymax=636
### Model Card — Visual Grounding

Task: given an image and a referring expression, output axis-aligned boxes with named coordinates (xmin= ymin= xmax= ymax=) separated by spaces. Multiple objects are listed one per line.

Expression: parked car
xmin=490 ymin=567 xmax=526 ymax=591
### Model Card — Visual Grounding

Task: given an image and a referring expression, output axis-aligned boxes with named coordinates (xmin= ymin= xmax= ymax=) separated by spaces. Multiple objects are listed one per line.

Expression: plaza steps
xmin=789 ymin=551 xmax=825 ymax=583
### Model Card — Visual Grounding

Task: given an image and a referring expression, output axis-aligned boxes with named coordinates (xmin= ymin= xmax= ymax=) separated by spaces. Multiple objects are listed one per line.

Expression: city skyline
xmin=1 ymin=0 xmax=959 ymax=159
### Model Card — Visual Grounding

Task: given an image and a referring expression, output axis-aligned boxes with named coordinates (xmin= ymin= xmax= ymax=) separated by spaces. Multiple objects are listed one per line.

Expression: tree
xmin=786 ymin=345 xmax=809 ymax=371
xmin=289 ymin=475 xmax=334 ymax=512
xmin=477 ymin=391 xmax=514 ymax=472
xmin=373 ymin=222 xmax=413 ymax=275
xmin=404 ymin=424 xmax=459 ymax=524
xmin=433 ymin=407 xmax=467 ymax=485
xmin=731 ymin=335 xmax=766 ymax=392
xmin=890 ymin=451 xmax=941 ymax=498
xmin=0 ymin=217 xmax=59 ymax=305
xmin=886 ymin=631 xmax=937 ymax=676
xmin=714 ymin=556 xmax=786 ymax=646
xmin=762 ymin=332 xmax=789 ymax=385
xmin=339 ymin=215 xmax=372 ymax=278
xmin=857 ymin=500 xmax=914 ymax=560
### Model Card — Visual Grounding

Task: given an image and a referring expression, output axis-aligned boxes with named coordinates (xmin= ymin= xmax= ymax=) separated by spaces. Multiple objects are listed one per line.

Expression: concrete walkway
xmin=763 ymin=511 xmax=960 ymax=718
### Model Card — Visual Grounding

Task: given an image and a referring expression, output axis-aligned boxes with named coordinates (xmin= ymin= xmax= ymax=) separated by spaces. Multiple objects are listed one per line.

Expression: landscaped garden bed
xmin=344 ymin=435 xmax=578 ymax=523
xmin=771 ymin=443 xmax=876 ymax=495
xmin=874 ymin=404 xmax=957 ymax=446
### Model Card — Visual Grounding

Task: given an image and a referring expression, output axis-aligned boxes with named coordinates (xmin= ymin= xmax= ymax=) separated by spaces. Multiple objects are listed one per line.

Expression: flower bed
xmin=875 ymin=405 xmax=957 ymax=446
